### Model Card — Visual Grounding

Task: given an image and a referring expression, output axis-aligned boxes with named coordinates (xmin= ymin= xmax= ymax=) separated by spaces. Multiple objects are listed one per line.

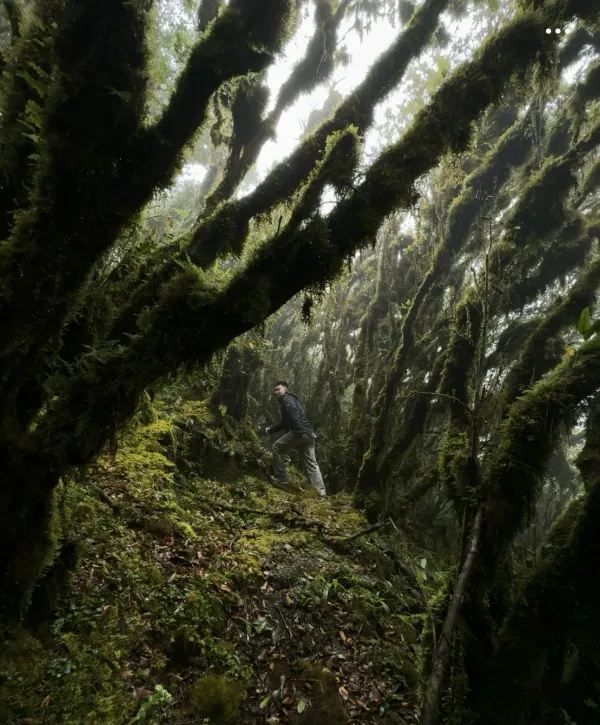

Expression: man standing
xmin=265 ymin=381 xmax=326 ymax=497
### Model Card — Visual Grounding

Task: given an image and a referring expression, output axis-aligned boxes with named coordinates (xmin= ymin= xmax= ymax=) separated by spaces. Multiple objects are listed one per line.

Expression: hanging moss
xmin=203 ymin=72 xmax=269 ymax=212
xmin=433 ymin=291 xmax=483 ymax=513
xmin=0 ymin=0 xmax=61 ymax=239
xmin=344 ymin=233 xmax=398 ymax=485
xmin=188 ymin=0 xmax=451 ymax=259
xmin=471 ymin=403 xmax=600 ymax=723
xmin=203 ymin=0 xmax=341 ymax=212
xmin=483 ymin=338 xmax=600 ymax=579
xmin=197 ymin=0 xmax=223 ymax=33
xmin=502 ymin=255 xmax=600 ymax=407
xmin=376 ymin=349 xmax=447 ymax=507
xmin=209 ymin=335 xmax=262 ymax=420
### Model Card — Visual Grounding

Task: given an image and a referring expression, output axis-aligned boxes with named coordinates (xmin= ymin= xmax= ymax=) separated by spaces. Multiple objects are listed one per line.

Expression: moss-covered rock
xmin=188 ymin=673 xmax=246 ymax=722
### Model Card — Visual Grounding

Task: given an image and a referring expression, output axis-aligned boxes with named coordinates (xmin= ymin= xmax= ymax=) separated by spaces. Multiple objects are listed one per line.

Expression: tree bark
xmin=420 ymin=508 xmax=483 ymax=725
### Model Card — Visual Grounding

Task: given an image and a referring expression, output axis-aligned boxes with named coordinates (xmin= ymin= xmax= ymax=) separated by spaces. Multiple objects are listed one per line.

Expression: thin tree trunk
xmin=420 ymin=508 xmax=483 ymax=725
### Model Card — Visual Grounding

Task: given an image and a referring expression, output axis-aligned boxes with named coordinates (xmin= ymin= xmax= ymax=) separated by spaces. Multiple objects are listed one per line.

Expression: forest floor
xmin=0 ymin=400 xmax=429 ymax=724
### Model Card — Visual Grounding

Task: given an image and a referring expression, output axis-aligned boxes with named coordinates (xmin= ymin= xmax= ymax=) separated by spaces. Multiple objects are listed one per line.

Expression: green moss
xmin=238 ymin=527 xmax=305 ymax=557
xmin=189 ymin=0 xmax=450 ymax=264
xmin=188 ymin=673 xmax=246 ymax=723
xmin=291 ymin=661 xmax=348 ymax=724
xmin=5 ymin=482 xmax=64 ymax=615
xmin=114 ymin=418 xmax=176 ymax=488
xmin=138 ymin=515 xmax=176 ymax=537
xmin=483 ymin=338 xmax=600 ymax=581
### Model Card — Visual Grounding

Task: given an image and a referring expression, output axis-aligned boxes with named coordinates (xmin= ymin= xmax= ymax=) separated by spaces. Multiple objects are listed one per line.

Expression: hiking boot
xmin=269 ymin=476 xmax=291 ymax=491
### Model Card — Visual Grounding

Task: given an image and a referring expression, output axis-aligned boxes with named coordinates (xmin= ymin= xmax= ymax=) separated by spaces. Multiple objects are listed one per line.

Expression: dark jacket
xmin=271 ymin=392 xmax=315 ymax=435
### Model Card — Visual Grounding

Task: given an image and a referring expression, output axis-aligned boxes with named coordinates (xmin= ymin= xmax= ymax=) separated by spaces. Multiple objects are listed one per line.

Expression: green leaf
xmin=577 ymin=307 xmax=592 ymax=339
xmin=259 ymin=694 xmax=271 ymax=709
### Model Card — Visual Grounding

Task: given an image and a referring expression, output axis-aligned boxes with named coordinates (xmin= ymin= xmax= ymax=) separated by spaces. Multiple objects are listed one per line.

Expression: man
xmin=265 ymin=381 xmax=326 ymax=497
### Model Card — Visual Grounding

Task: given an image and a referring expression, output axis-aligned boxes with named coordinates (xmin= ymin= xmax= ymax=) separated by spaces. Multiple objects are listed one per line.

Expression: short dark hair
xmin=274 ymin=380 xmax=289 ymax=389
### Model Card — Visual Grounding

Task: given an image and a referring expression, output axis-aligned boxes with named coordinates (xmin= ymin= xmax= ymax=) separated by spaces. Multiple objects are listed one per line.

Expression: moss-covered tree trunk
xmin=469 ymin=399 xmax=600 ymax=724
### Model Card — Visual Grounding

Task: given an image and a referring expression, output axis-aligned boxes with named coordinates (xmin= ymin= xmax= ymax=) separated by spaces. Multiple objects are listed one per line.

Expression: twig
xmin=228 ymin=530 xmax=242 ymax=550
xmin=331 ymin=520 xmax=388 ymax=544
xmin=275 ymin=605 xmax=294 ymax=639
xmin=205 ymin=499 xmax=337 ymax=535
xmin=408 ymin=390 xmax=473 ymax=413
xmin=89 ymin=482 xmax=121 ymax=511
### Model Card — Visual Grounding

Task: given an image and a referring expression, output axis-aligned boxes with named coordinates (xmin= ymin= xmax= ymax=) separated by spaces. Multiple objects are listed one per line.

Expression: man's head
xmin=273 ymin=380 xmax=289 ymax=398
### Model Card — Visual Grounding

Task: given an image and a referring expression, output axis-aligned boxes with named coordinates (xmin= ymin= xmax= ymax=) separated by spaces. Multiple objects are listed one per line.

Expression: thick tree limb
xmin=188 ymin=0 xmax=451 ymax=260
xmin=110 ymin=0 xmax=451 ymax=336
xmin=203 ymin=0 xmax=342 ymax=212
xmin=469 ymin=401 xmax=600 ymax=723
xmin=0 ymin=0 xmax=296 ymax=421
xmin=2 ymin=0 xmax=20 ymax=38
xmin=502 ymin=254 xmax=600 ymax=407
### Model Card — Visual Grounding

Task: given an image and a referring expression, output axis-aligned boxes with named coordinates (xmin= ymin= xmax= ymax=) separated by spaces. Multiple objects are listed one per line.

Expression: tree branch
xmin=2 ymin=0 xmax=20 ymax=39
xmin=136 ymin=0 xmax=296 ymax=201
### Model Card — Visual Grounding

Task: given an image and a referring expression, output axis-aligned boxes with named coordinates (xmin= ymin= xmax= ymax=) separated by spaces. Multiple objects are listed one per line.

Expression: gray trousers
xmin=272 ymin=431 xmax=326 ymax=496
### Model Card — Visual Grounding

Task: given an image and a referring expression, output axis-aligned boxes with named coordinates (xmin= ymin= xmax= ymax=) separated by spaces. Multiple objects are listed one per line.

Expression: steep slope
xmin=0 ymin=400 xmax=426 ymax=724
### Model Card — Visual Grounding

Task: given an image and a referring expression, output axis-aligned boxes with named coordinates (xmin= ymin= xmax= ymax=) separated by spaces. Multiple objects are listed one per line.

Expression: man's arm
xmin=267 ymin=402 xmax=287 ymax=434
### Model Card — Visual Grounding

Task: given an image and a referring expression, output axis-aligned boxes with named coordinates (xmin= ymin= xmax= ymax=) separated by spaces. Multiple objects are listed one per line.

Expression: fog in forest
xmin=0 ymin=0 xmax=599 ymax=723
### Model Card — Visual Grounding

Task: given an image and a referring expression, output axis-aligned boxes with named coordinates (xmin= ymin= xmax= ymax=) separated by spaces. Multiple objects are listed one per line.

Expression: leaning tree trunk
xmin=209 ymin=336 xmax=262 ymax=420
xmin=468 ymin=398 xmax=600 ymax=724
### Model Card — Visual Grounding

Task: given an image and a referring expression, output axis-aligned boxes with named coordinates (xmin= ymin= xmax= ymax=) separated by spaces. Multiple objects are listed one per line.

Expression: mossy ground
xmin=0 ymin=400 xmax=424 ymax=724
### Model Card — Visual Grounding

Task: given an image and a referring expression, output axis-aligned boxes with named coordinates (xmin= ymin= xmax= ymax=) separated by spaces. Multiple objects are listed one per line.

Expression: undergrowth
xmin=0 ymin=398 xmax=427 ymax=724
